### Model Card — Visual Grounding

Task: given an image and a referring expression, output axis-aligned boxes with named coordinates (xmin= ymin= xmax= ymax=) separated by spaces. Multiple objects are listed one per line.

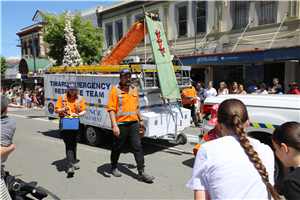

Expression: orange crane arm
xmin=100 ymin=20 xmax=148 ymax=66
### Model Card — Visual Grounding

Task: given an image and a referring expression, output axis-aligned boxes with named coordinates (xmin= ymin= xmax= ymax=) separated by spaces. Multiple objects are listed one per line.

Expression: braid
xmin=232 ymin=115 xmax=281 ymax=200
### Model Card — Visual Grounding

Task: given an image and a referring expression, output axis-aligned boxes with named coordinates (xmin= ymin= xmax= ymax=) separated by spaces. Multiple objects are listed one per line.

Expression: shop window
xmin=213 ymin=65 xmax=243 ymax=91
xmin=116 ymin=21 xmax=123 ymax=42
xmin=178 ymin=5 xmax=187 ymax=36
xmin=106 ymin=24 xmax=113 ymax=47
xmin=214 ymin=1 xmax=222 ymax=31
xmin=290 ymin=0 xmax=298 ymax=18
xmin=260 ymin=1 xmax=275 ymax=24
xmin=234 ymin=1 xmax=247 ymax=27
xmin=197 ymin=1 xmax=206 ymax=33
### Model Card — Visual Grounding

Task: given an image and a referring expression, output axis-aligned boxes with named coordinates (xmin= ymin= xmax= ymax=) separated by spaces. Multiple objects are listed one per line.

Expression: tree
xmin=1 ymin=55 xmax=9 ymax=77
xmin=41 ymin=10 xmax=104 ymax=66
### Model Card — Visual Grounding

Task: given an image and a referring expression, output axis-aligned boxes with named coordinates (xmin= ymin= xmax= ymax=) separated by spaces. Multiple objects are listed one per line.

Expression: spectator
xmin=247 ymin=80 xmax=257 ymax=93
xmin=1 ymin=96 xmax=17 ymax=163
xmin=287 ymin=83 xmax=292 ymax=94
xmin=24 ymin=91 xmax=30 ymax=108
xmin=196 ymin=82 xmax=205 ymax=123
xmin=0 ymin=87 xmax=4 ymax=97
xmin=204 ymin=81 xmax=217 ymax=101
xmin=268 ymin=78 xmax=282 ymax=94
xmin=186 ymin=99 xmax=279 ymax=200
xmin=258 ymin=83 xmax=268 ymax=94
xmin=289 ymin=82 xmax=300 ymax=95
xmin=15 ymin=92 xmax=21 ymax=105
xmin=252 ymin=87 xmax=258 ymax=94
xmin=272 ymin=122 xmax=300 ymax=200
xmin=237 ymin=84 xmax=247 ymax=94
xmin=200 ymin=104 xmax=222 ymax=144
xmin=0 ymin=144 xmax=15 ymax=200
xmin=217 ymin=82 xmax=229 ymax=95
xmin=240 ymin=78 xmax=247 ymax=91
xmin=6 ymin=91 xmax=13 ymax=103
xmin=274 ymin=85 xmax=283 ymax=94
xmin=229 ymin=82 xmax=238 ymax=94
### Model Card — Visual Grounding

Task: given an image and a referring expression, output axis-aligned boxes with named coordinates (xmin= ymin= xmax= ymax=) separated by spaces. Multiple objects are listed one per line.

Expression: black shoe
xmin=138 ymin=170 xmax=154 ymax=183
xmin=111 ymin=168 xmax=122 ymax=177
xmin=195 ymin=123 xmax=201 ymax=127
xmin=67 ymin=163 xmax=74 ymax=175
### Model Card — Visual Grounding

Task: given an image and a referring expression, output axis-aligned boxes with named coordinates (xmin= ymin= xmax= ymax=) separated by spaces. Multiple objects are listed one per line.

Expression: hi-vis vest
xmin=182 ymin=87 xmax=196 ymax=106
xmin=108 ymin=83 xmax=139 ymax=123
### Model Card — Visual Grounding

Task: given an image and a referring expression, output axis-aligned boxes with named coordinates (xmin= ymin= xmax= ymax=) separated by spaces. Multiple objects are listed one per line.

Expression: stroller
xmin=3 ymin=170 xmax=48 ymax=200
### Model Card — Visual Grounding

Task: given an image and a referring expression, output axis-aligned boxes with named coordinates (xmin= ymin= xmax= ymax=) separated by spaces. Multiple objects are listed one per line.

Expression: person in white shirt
xmin=186 ymin=99 xmax=280 ymax=200
xmin=204 ymin=81 xmax=217 ymax=101
xmin=258 ymin=83 xmax=268 ymax=94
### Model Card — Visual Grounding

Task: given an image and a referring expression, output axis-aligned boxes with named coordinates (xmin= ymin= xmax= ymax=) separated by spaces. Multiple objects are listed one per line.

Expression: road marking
xmin=10 ymin=113 xmax=195 ymax=154
xmin=9 ymin=114 xmax=59 ymax=124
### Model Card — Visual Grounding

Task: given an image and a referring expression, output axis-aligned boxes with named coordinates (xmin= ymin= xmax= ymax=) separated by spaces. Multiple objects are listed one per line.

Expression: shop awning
xmin=266 ymin=46 xmax=300 ymax=61
xmin=179 ymin=49 xmax=266 ymax=66
xmin=4 ymin=62 xmax=21 ymax=79
xmin=19 ymin=58 xmax=52 ymax=76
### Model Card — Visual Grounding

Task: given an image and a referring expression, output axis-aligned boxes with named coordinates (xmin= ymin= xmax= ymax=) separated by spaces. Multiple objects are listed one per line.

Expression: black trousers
xmin=110 ymin=121 xmax=145 ymax=170
xmin=59 ymin=119 xmax=78 ymax=164
xmin=184 ymin=104 xmax=198 ymax=125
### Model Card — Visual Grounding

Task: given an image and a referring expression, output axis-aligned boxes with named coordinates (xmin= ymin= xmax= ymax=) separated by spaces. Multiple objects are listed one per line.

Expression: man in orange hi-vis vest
xmin=108 ymin=68 xmax=154 ymax=183
xmin=181 ymin=79 xmax=201 ymax=127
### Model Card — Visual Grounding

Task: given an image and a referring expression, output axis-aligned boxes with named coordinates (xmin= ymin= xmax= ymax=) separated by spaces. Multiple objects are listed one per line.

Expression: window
xmin=197 ymin=1 xmax=206 ymax=33
xmin=260 ymin=1 xmax=275 ymax=23
xmin=178 ymin=5 xmax=187 ymax=36
xmin=214 ymin=1 xmax=222 ymax=31
xmin=106 ymin=24 xmax=113 ymax=47
xmin=127 ymin=15 xmax=131 ymax=31
xmin=290 ymin=0 xmax=298 ymax=18
xmin=117 ymin=22 xmax=123 ymax=42
xmin=163 ymin=6 xmax=169 ymax=39
xmin=235 ymin=1 xmax=247 ymax=27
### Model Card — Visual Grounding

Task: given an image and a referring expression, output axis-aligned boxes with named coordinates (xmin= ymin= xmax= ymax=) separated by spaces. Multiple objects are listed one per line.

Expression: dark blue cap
xmin=120 ymin=68 xmax=132 ymax=76
xmin=67 ymin=81 xmax=77 ymax=90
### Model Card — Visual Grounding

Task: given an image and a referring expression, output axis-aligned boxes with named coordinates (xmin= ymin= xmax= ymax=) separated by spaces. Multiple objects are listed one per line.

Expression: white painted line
xmin=9 ymin=114 xmax=59 ymax=124
xmin=10 ymin=113 xmax=194 ymax=153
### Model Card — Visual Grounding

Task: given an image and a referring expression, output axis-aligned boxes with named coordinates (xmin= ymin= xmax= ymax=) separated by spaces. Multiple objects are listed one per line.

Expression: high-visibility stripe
xmin=46 ymin=98 xmax=171 ymax=110
xmin=115 ymin=111 xmax=138 ymax=116
xmin=203 ymin=117 xmax=279 ymax=130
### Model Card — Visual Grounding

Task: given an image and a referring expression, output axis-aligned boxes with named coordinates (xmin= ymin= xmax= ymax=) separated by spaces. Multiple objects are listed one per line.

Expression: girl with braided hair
xmin=187 ymin=99 xmax=280 ymax=200
xmin=272 ymin=122 xmax=300 ymax=200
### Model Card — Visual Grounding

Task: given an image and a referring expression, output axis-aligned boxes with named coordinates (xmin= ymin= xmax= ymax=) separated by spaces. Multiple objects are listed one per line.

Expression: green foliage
xmin=41 ymin=11 xmax=104 ymax=66
xmin=1 ymin=56 xmax=9 ymax=77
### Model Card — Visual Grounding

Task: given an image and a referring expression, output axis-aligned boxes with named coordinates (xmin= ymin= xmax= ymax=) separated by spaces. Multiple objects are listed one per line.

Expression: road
xmin=3 ymin=107 xmax=201 ymax=200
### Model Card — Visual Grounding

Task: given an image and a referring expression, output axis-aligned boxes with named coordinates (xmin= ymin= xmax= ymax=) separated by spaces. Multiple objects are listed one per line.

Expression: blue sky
xmin=1 ymin=0 xmax=117 ymax=59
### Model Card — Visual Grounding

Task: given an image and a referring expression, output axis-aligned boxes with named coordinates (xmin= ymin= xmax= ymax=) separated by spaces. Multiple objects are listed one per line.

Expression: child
xmin=201 ymin=103 xmax=222 ymax=143
xmin=252 ymin=87 xmax=258 ymax=94
xmin=272 ymin=122 xmax=300 ymax=199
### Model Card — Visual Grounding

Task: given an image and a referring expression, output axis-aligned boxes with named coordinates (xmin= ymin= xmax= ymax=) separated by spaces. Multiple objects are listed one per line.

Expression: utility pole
xmin=30 ymin=32 xmax=38 ymax=85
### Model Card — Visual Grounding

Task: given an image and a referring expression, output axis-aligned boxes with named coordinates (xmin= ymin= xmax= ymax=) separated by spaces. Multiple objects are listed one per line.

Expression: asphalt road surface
xmin=3 ymin=107 xmax=202 ymax=200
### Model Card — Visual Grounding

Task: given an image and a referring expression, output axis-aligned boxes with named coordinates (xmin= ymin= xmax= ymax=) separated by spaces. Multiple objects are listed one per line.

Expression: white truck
xmin=44 ymin=65 xmax=195 ymax=146
xmin=199 ymin=94 xmax=300 ymax=193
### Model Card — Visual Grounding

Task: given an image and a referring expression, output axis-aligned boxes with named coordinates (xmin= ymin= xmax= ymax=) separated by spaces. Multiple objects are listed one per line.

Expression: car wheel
xmin=84 ymin=126 xmax=101 ymax=146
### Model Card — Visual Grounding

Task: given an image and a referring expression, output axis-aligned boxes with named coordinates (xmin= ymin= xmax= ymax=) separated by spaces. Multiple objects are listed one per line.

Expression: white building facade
xmin=98 ymin=1 xmax=300 ymax=93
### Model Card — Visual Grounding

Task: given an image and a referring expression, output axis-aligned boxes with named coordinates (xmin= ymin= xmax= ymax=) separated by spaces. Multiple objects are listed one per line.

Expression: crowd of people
xmin=185 ymin=78 xmax=299 ymax=124
xmin=0 ymin=85 xmax=45 ymax=109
